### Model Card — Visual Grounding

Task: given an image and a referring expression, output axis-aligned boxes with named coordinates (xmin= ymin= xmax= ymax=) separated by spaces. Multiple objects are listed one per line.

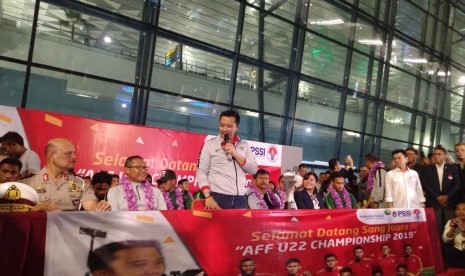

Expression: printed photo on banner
xmin=44 ymin=212 xmax=201 ymax=276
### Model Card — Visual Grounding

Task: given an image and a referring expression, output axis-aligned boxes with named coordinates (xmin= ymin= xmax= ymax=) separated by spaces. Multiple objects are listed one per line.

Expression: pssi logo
xmin=251 ymin=146 xmax=266 ymax=157
xmin=396 ymin=210 xmax=412 ymax=217
xmin=267 ymin=146 xmax=278 ymax=162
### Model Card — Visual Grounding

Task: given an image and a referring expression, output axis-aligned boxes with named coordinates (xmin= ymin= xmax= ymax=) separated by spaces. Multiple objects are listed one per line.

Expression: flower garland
xmin=163 ymin=187 xmax=185 ymax=210
xmin=250 ymin=184 xmax=284 ymax=209
xmin=275 ymin=188 xmax=286 ymax=205
xmin=367 ymin=161 xmax=385 ymax=192
xmin=121 ymin=176 xmax=155 ymax=211
xmin=327 ymin=185 xmax=352 ymax=209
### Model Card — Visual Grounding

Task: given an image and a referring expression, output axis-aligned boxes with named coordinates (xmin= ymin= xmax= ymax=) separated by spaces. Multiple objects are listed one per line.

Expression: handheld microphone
xmin=223 ymin=134 xmax=232 ymax=160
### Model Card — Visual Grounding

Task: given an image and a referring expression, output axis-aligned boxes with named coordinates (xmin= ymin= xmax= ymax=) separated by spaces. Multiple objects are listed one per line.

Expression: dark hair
xmin=324 ymin=253 xmax=337 ymax=261
xmin=298 ymin=163 xmax=306 ymax=169
xmin=329 ymin=171 xmax=345 ymax=181
xmin=434 ymin=144 xmax=447 ymax=154
xmin=87 ymin=240 xmax=162 ymax=272
xmin=0 ymin=131 xmax=24 ymax=146
xmin=364 ymin=153 xmax=379 ymax=163
xmin=405 ymin=147 xmax=419 ymax=155
xmin=391 ymin=149 xmax=407 ymax=158
xmin=403 ymin=243 xmax=412 ymax=249
xmin=396 ymin=264 xmax=407 ymax=271
xmin=285 ymin=258 xmax=300 ymax=266
xmin=112 ymin=174 xmax=120 ymax=179
xmin=427 ymin=153 xmax=433 ymax=158
xmin=278 ymin=175 xmax=283 ymax=182
xmin=328 ymin=158 xmax=339 ymax=170
xmin=178 ymin=178 xmax=189 ymax=186
xmin=254 ymin=169 xmax=269 ymax=179
xmin=219 ymin=110 xmax=240 ymax=125
xmin=91 ymin=171 xmax=112 ymax=186
xmin=371 ymin=268 xmax=383 ymax=276
xmin=303 ymin=172 xmax=318 ymax=182
xmin=124 ymin=155 xmax=144 ymax=167
xmin=0 ymin=157 xmax=23 ymax=171
xmin=353 ymin=245 xmax=364 ymax=252
xmin=320 ymin=180 xmax=331 ymax=194
xmin=239 ymin=257 xmax=255 ymax=266
xmin=381 ymin=243 xmax=390 ymax=249
xmin=340 ymin=267 xmax=352 ymax=274
xmin=84 ymin=176 xmax=91 ymax=180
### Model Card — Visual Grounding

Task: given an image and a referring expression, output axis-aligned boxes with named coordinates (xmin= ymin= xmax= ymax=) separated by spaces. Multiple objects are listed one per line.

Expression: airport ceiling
xmin=1 ymin=0 xmax=463 ymax=123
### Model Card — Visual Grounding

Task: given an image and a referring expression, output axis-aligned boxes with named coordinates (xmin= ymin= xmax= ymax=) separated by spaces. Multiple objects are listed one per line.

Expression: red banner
xmin=40 ymin=209 xmax=439 ymax=276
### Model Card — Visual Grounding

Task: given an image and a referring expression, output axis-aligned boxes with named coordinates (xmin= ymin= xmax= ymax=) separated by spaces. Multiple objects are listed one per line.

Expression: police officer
xmin=22 ymin=138 xmax=110 ymax=211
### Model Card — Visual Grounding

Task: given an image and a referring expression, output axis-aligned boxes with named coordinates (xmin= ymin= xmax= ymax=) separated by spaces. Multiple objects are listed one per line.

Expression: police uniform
xmin=22 ymin=167 xmax=96 ymax=211
xmin=0 ymin=182 xmax=39 ymax=212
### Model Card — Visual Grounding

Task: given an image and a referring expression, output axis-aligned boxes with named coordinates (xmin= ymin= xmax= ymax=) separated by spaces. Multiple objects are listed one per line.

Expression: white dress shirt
xmin=385 ymin=167 xmax=426 ymax=208
xmin=435 ymin=162 xmax=444 ymax=191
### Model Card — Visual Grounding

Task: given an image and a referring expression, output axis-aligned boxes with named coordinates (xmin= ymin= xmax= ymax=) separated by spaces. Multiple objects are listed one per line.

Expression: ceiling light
xmin=403 ymin=58 xmax=427 ymax=63
xmin=104 ymin=36 xmax=112 ymax=43
xmin=309 ymin=19 xmax=344 ymax=25
xmin=121 ymin=103 xmax=127 ymax=108
xmin=358 ymin=39 xmax=383 ymax=45
xmin=305 ymin=127 xmax=312 ymax=133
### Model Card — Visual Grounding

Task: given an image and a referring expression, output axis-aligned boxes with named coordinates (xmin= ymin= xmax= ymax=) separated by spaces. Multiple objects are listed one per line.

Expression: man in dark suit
xmin=454 ymin=142 xmax=465 ymax=202
xmin=422 ymin=145 xmax=461 ymax=234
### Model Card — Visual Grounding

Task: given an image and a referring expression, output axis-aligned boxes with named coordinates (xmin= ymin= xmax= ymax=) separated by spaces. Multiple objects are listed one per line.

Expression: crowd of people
xmin=1 ymin=110 xmax=465 ymax=275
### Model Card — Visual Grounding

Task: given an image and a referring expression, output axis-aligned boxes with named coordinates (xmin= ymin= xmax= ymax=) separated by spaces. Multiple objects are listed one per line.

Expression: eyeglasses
xmin=127 ymin=165 xmax=149 ymax=171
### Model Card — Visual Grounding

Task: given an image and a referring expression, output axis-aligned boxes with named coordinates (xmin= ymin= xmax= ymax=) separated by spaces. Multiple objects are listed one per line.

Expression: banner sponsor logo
xmin=357 ymin=208 xmax=426 ymax=225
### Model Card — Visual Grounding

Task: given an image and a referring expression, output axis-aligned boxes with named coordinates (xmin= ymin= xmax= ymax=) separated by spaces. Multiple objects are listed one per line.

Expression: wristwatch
xmin=204 ymin=192 xmax=212 ymax=199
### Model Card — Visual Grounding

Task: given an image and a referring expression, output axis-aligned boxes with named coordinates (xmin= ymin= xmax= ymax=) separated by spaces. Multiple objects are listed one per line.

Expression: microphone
xmin=223 ymin=134 xmax=232 ymax=160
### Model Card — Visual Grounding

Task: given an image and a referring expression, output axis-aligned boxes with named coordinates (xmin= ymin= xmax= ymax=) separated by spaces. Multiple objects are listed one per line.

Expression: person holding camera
xmin=442 ymin=202 xmax=465 ymax=268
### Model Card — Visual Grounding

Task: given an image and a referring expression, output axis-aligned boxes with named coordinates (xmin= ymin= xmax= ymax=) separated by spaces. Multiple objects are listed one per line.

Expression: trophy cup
xmin=282 ymin=170 xmax=298 ymax=210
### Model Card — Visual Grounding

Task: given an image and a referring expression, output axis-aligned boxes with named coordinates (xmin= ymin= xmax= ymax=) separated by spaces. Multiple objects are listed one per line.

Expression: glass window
xmin=77 ymin=0 xmax=143 ymax=20
xmin=0 ymin=0 xmax=34 ymax=60
xmin=413 ymin=115 xmax=432 ymax=148
xmin=395 ymin=1 xmax=427 ymax=42
xmin=449 ymin=92 xmax=463 ymax=123
xmin=390 ymin=39 xmax=428 ymax=76
xmin=349 ymin=52 xmax=379 ymax=96
xmin=302 ymin=33 xmax=347 ymax=85
xmin=307 ymin=0 xmax=352 ymax=45
xmin=259 ymin=0 xmax=297 ymax=22
xmin=146 ymin=91 xmax=226 ymax=133
xmin=386 ymin=68 xmax=416 ymax=108
xmin=295 ymin=81 xmax=340 ymax=127
xmin=440 ymin=123 xmax=460 ymax=151
xmin=159 ymin=0 xmax=239 ymax=51
xmin=340 ymin=131 xmax=362 ymax=167
xmin=418 ymin=80 xmax=439 ymax=115
xmin=451 ymin=29 xmax=465 ymax=66
xmin=353 ymin=18 xmax=384 ymax=57
xmin=33 ymin=2 xmax=139 ymax=82
xmin=27 ymin=67 xmax=131 ymax=122
xmin=234 ymin=63 xmax=287 ymax=114
xmin=152 ymin=37 xmax=233 ymax=104
xmin=241 ymin=6 xmax=294 ymax=69
xmin=344 ymin=94 xmax=376 ymax=134
xmin=0 ymin=61 xmax=25 ymax=107
xmin=358 ymin=0 xmax=386 ymax=20
xmin=291 ymin=120 xmax=337 ymax=163
xmin=382 ymin=106 xmax=412 ymax=141
xmin=379 ymin=138 xmax=409 ymax=165
xmin=264 ymin=115 xmax=283 ymax=144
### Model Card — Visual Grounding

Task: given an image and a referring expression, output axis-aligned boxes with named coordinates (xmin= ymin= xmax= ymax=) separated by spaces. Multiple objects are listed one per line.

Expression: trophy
xmin=282 ymin=170 xmax=298 ymax=210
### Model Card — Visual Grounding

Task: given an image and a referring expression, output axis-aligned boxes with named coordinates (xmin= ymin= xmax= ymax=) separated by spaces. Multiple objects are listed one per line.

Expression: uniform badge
xmin=68 ymin=180 xmax=82 ymax=192
xmin=5 ymin=185 xmax=21 ymax=201
xmin=35 ymin=186 xmax=46 ymax=193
